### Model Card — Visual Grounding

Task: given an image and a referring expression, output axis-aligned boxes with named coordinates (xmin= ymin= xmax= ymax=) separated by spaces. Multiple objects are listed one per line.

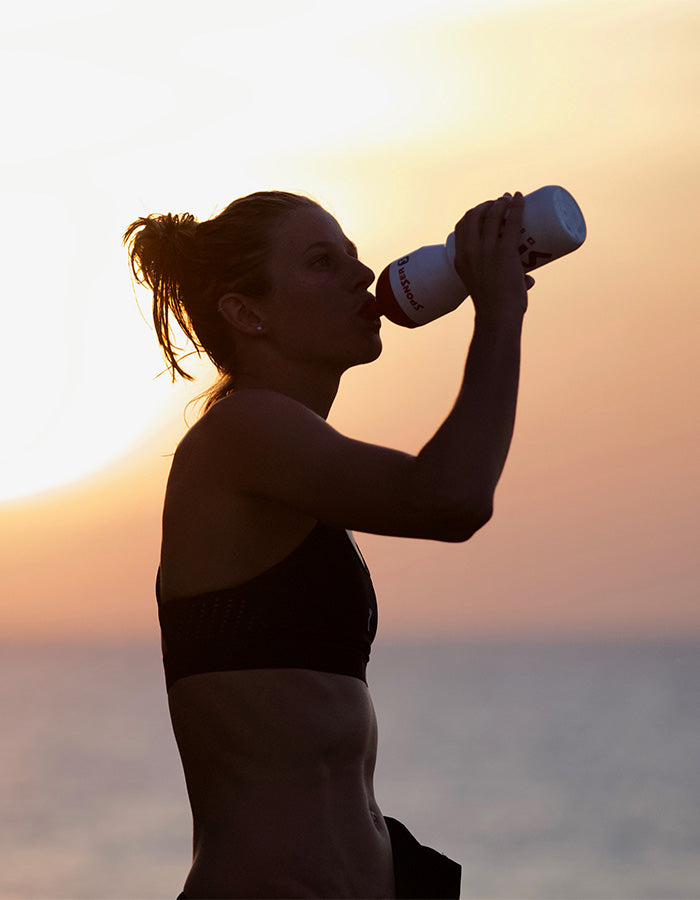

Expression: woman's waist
xmin=185 ymin=753 xmax=379 ymax=829
xmin=187 ymin=794 xmax=394 ymax=899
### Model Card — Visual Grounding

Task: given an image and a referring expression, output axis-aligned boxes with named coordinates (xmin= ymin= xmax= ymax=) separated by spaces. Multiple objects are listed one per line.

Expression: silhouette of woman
xmin=124 ymin=189 xmax=529 ymax=898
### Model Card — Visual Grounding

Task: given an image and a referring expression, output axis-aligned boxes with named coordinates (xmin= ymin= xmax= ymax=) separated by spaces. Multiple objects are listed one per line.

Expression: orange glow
xmin=1 ymin=0 xmax=698 ymax=641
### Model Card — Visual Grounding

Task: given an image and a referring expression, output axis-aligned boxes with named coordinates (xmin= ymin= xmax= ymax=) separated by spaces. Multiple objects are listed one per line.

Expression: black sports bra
xmin=156 ymin=521 xmax=378 ymax=690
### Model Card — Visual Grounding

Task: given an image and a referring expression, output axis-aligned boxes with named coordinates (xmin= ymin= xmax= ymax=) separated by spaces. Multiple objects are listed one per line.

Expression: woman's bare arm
xmin=414 ymin=191 xmax=529 ymax=527
xmin=203 ymin=193 xmax=528 ymax=542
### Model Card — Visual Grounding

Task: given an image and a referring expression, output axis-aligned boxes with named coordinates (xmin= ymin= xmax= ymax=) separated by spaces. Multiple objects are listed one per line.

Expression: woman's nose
xmin=352 ymin=258 xmax=375 ymax=289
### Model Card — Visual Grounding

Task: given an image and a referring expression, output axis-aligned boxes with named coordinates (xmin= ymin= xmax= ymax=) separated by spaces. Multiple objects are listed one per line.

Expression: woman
xmin=124 ymin=189 xmax=530 ymax=899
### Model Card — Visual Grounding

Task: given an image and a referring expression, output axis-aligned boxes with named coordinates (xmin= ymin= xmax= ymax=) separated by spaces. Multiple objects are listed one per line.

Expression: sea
xmin=1 ymin=639 xmax=699 ymax=900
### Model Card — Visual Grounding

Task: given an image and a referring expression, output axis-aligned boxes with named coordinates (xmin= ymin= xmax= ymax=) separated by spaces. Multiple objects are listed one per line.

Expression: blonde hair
xmin=123 ymin=191 xmax=320 ymax=414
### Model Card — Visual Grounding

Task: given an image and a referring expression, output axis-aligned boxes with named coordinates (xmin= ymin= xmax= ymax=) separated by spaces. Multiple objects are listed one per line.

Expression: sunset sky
xmin=1 ymin=0 xmax=698 ymax=643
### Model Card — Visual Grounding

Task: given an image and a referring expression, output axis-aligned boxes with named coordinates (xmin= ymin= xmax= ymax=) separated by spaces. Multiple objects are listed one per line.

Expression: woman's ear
xmin=217 ymin=293 xmax=264 ymax=335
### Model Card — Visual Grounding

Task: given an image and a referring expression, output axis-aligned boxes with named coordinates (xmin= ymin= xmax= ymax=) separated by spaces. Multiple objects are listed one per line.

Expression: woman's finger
xmin=482 ymin=194 xmax=512 ymax=246
xmin=454 ymin=199 xmax=496 ymax=255
xmin=501 ymin=192 xmax=525 ymax=242
xmin=455 ymin=199 xmax=496 ymax=231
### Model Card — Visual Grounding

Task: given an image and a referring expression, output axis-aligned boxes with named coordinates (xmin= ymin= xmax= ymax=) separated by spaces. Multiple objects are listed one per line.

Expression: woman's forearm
xmin=414 ymin=309 xmax=525 ymax=526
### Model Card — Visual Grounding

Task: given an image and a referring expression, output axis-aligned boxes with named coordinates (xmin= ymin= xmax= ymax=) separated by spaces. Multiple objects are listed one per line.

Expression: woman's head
xmin=233 ymin=203 xmax=379 ymax=375
xmin=123 ymin=190 xmax=322 ymax=410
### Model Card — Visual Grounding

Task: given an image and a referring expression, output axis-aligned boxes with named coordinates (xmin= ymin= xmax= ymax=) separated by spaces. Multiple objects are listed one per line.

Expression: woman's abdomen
xmin=169 ymin=669 xmax=395 ymax=897
xmin=186 ymin=784 xmax=395 ymax=898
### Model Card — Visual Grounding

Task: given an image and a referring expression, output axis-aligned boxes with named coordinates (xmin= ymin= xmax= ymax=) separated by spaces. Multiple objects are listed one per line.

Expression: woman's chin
xmin=338 ymin=332 xmax=383 ymax=371
xmin=362 ymin=335 xmax=383 ymax=364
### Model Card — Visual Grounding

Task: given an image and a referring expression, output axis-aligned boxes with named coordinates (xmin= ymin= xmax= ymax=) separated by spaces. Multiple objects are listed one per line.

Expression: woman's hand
xmin=453 ymin=192 xmax=530 ymax=323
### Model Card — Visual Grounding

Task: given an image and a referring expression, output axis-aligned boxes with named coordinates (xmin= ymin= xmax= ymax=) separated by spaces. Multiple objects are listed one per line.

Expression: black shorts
xmin=176 ymin=815 xmax=461 ymax=899
xmin=384 ymin=815 xmax=461 ymax=899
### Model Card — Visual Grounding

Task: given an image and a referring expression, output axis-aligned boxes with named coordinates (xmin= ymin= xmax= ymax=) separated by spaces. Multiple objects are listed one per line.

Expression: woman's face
xmin=262 ymin=205 xmax=382 ymax=371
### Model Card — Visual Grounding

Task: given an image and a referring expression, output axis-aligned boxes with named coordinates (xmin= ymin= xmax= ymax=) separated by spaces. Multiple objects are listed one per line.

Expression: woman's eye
xmin=313 ymin=254 xmax=331 ymax=267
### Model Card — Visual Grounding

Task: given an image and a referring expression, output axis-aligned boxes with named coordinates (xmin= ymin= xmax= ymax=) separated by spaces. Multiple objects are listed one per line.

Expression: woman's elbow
xmin=450 ymin=504 xmax=493 ymax=542
xmin=429 ymin=500 xmax=494 ymax=543
xmin=407 ymin=465 xmax=494 ymax=541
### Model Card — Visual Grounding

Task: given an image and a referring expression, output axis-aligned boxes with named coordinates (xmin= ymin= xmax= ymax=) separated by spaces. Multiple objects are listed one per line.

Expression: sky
xmin=1 ymin=0 xmax=698 ymax=643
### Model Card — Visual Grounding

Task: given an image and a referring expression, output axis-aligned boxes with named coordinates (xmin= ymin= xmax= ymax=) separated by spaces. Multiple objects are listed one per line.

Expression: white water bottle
xmin=368 ymin=185 xmax=586 ymax=327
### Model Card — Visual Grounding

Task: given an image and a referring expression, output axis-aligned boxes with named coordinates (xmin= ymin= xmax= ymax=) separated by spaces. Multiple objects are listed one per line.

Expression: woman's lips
xmin=358 ymin=296 xmax=382 ymax=320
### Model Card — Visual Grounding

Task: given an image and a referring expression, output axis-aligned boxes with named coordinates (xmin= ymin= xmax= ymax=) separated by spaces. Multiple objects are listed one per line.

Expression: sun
xmin=0 ymin=0 xmax=528 ymax=506
xmin=0 ymin=190 xmax=213 ymax=504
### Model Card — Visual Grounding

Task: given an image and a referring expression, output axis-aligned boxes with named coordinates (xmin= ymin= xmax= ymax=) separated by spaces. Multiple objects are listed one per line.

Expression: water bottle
xmin=367 ymin=185 xmax=586 ymax=327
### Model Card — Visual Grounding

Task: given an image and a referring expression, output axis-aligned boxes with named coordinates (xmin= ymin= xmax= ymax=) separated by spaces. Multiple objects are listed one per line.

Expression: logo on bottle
xmin=519 ymin=249 xmax=554 ymax=268
xmin=518 ymin=233 xmax=553 ymax=269
xmin=396 ymin=258 xmax=425 ymax=312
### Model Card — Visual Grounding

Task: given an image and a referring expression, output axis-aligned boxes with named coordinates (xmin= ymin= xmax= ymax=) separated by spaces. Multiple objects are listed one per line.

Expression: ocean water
xmin=1 ymin=639 xmax=699 ymax=899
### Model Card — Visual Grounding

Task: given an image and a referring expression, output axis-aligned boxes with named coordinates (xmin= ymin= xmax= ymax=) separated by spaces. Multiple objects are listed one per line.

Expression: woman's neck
xmin=233 ymin=366 xmax=341 ymax=420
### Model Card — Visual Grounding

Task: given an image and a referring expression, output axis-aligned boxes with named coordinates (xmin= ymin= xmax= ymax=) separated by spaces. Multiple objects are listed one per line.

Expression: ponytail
xmin=123 ymin=191 xmax=319 ymax=415
xmin=123 ymin=212 xmax=200 ymax=382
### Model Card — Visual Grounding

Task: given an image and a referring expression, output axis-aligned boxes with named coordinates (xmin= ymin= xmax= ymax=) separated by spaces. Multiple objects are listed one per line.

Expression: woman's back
xmin=159 ymin=406 xmax=318 ymax=601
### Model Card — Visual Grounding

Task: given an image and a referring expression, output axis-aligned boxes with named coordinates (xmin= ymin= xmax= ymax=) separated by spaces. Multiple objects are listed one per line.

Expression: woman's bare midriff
xmin=167 ymin=668 xmax=396 ymax=899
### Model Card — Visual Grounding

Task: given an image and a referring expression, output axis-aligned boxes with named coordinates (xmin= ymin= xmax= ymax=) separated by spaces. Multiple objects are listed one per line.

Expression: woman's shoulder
xmin=208 ymin=388 xmax=320 ymax=421
xmin=169 ymin=389 xmax=316 ymax=496
xmin=175 ymin=389 xmax=287 ymax=450
xmin=187 ymin=389 xmax=328 ymax=463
